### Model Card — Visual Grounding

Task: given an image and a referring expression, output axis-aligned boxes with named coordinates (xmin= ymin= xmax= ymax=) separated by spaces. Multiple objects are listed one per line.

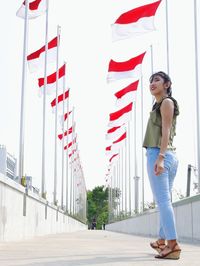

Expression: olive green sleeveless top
xmin=143 ymin=96 xmax=179 ymax=150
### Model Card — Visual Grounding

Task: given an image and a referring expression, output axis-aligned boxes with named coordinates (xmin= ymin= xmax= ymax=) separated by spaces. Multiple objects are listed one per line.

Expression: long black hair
xmin=149 ymin=71 xmax=172 ymax=97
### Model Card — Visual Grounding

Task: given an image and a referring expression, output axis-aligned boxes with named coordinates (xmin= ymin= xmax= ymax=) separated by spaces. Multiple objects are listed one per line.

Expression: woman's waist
xmin=146 ymin=147 xmax=177 ymax=157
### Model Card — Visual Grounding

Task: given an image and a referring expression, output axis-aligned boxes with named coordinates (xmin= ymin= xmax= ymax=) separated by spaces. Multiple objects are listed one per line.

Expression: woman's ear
xmin=165 ymin=81 xmax=171 ymax=89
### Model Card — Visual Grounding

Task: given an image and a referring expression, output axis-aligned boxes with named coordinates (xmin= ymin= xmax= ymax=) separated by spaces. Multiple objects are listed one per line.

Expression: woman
xmin=143 ymin=71 xmax=181 ymax=260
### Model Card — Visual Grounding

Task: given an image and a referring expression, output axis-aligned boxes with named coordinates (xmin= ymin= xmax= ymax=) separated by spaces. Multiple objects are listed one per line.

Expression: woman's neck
xmin=155 ymin=93 xmax=168 ymax=103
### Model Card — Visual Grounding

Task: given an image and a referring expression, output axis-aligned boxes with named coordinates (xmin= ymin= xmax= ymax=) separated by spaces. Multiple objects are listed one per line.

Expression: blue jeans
xmin=146 ymin=147 xmax=178 ymax=240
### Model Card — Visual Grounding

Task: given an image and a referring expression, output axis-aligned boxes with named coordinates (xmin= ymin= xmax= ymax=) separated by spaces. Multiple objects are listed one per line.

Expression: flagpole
xmin=121 ymin=147 xmax=124 ymax=214
xmin=165 ymin=0 xmax=170 ymax=74
xmin=73 ymin=156 xmax=76 ymax=215
xmin=53 ymin=25 xmax=61 ymax=206
xmin=70 ymin=107 xmax=75 ymax=214
xmin=108 ymin=169 xmax=111 ymax=223
xmin=140 ymin=77 xmax=145 ymax=212
xmin=61 ymin=62 xmax=66 ymax=209
xmin=133 ymin=100 xmax=139 ymax=213
xmin=194 ymin=0 xmax=200 ymax=193
xmin=150 ymin=45 xmax=154 ymax=74
xmin=113 ymin=163 xmax=115 ymax=219
xmin=117 ymin=153 xmax=120 ymax=217
xmin=41 ymin=0 xmax=49 ymax=199
xmin=110 ymin=170 xmax=114 ymax=222
xmin=18 ymin=0 xmax=29 ymax=181
xmin=128 ymin=122 xmax=132 ymax=215
xmin=117 ymin=151 xmax=121 ymax=217
xmin=65 ymin=89 xmax=70 ymax=213
xmin=73 ymin=145 xmax=76 ymax=215
xmin=124 ymin=132 xmax=127 ymax=214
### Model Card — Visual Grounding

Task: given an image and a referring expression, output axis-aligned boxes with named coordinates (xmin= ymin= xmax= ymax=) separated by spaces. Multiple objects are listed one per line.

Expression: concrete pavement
xmin=0 ymin=230 xmax=200 ymax=266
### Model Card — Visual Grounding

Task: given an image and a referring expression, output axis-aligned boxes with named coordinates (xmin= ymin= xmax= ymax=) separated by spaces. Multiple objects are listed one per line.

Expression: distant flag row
xmin=105 ymin=0 xmax=162 ymax=183
xmin=16 ymin=0 xmax=79 ymax=159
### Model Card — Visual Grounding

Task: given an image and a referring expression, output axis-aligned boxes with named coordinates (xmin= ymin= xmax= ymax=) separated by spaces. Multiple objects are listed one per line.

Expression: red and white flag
xmin=105 ymin=135 xmax=126 ymax=153
xmin=115 ymin=80 xmax=139 ymax=108
xmin=38 ymin=64 xmax=66 ymax=95
xmin=111 ymin=0 xmax=161 ymax=42
xmin=64 ymin=137 xmax=76 ymax=151
xmin=109 ymin=153 xmax=119 ymax=163
xmin=58 ymin=126 xmax=73 ymax=140
xmin=108 ymin=102 xmax=133 ymax=127
xmin=59 ymin=111 xmax=72 ymax=128
xmin=16 ymin=0 xmax=47 ymax=19
xmin=27 ymin=36 xmax=59 ymax=73
xmin=106 ymin=125 xmax=126 ymax=140
xmin=51 ymin=90 xmax=69 ymax=113
xmin=106 ymin=132 xmax=127 ymax=154
xmin=69 ymin=148 xmax=77 ymax=158
xmin=107 ymin=52 xmax=146 ymax=83
xmin=106 ymin=145 xmax=119 ymax=155
xmin=112 ymin=132 xmax=127 ymax=148
xmin=106 ymin=146 xmax=112 ymax=152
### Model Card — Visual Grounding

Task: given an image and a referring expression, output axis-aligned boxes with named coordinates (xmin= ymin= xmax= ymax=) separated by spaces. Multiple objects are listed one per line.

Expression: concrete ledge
xmin=0 ymin=173 xmax=87 ymax=242
xmin=106 ymin=194 xmax=200 ymax=244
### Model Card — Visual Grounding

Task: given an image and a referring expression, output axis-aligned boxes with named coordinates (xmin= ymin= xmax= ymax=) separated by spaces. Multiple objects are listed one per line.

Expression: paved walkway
xmin=0 ymin=230 xmax=200 ymax=266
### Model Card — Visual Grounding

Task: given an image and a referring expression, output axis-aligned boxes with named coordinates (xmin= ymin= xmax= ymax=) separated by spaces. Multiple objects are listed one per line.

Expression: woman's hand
xmin=154 ymin=157 xmax=164 ymax=176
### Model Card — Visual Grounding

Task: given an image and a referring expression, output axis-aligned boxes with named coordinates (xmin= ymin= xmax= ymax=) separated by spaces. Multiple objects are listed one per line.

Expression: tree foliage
xmin=87 ymin=186 xmax=108 ymax=229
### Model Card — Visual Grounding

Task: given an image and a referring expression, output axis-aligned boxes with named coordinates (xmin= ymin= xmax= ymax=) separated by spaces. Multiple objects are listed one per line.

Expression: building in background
xmin=0 ymin=145 xmax=17 ymax=180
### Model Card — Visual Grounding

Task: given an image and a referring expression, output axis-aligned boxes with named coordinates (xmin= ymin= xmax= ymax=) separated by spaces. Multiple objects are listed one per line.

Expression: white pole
xmin=118 ymin=150 xmax=121 ymax=216
xmin=53 ymin=25 xmax=61 ymax=205
xmin=140 ymin=77 xmax=145 ymax=212
xmin=133 ymin=100 xmax=139 ymax=213
xmin=128 ymin=122 xmax=132 ymax=215
xmin=150 ymin=45 xmax=154 ymax=74
xmin=61 ymin=62 xmax=66 ymax=209
xmin=124 ymin=131 xmax=127 ymax=214
xmin=65 ymin=89 xmax=70 ymax=213
xmin=121 ymin=147 xmax=124 ymax=214
xmin=165 ymin=0 xmax=170 ymax=74
xmin=117 ymin=157 xmax=120 ymax=217
xmin=18 ymin=0 xmax=29 ymax=180
xmin=70 ymin=107 xmax=75 ymax=214
xmin=41 ymin=0 xmax=49 ymax=198
xmin=194 ymin=0 xmax=200 ymax=193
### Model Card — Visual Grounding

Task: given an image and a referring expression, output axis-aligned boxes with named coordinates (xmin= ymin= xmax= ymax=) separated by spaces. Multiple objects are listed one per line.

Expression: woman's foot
xmin=155 ymin=241 xmax=181 ymax=260
xmin=150 ymin=239 xmax=166 ymax=253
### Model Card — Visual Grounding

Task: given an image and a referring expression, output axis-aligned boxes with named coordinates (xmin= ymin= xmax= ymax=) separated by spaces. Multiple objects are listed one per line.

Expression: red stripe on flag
xmin=27 ymin=36 xmax=58 ymax=60
xmin=23 ymin=0 xmax=42 ymax=11
xmin=58 ymin=126 xmax=73 ymax=140
xmin=115 ymin=0 xmax=161 ymax=24
xmin=108 ymin=52 xmax=146 ymax=72
xmin=109 ymin=154 xmax=118 ymax=163
xmin=64 ymin=141 xmax=73 ymax=150
xmin=113 ymin=132 xmax=126 ymax=144
xmin=107 ymin=126 xmax=121 ymax=134
xmin=63 ymin=111 xmax=72 ymax=121
xmin=38 ymin=64 xmax=65 ymax=87
xmin=51 ymin=90 xmax=69 ymax=108
xmin=64 ymin=137 xmax=76 ymax=150
xmin=115 ymin=80 xmax=139 ymax=99
xmin=109 ymin=102 xmax=133 ymax=121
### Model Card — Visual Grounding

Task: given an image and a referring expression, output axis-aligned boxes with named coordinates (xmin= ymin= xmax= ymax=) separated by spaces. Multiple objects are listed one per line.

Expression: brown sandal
xmin=150 ymin=240 xmax=166 ymax=253
xmin=155 ymin=242 xmax=181 ymax=260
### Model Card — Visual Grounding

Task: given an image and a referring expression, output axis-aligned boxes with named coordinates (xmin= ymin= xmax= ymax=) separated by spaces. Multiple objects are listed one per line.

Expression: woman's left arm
xmin=154 ymin=98 xmax=174 ymax=176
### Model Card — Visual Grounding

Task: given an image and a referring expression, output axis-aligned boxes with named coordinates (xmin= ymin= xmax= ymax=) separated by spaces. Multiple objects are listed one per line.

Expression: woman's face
xmin=149 ymin=74 xmax=168 ymax=97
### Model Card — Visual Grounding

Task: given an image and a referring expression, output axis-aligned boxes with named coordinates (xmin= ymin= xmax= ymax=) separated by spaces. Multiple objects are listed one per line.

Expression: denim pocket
xmin=164 ymin=152 xmax=178 ymax=171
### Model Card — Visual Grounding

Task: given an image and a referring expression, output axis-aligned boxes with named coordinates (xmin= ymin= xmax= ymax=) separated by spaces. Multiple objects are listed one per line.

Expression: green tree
xmin=87 ymin=186 xmax=109 ymax=229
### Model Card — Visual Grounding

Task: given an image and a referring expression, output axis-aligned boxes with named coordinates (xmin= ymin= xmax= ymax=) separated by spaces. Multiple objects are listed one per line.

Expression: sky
xmin=0 ymin=0 xmax=200 ymax=206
